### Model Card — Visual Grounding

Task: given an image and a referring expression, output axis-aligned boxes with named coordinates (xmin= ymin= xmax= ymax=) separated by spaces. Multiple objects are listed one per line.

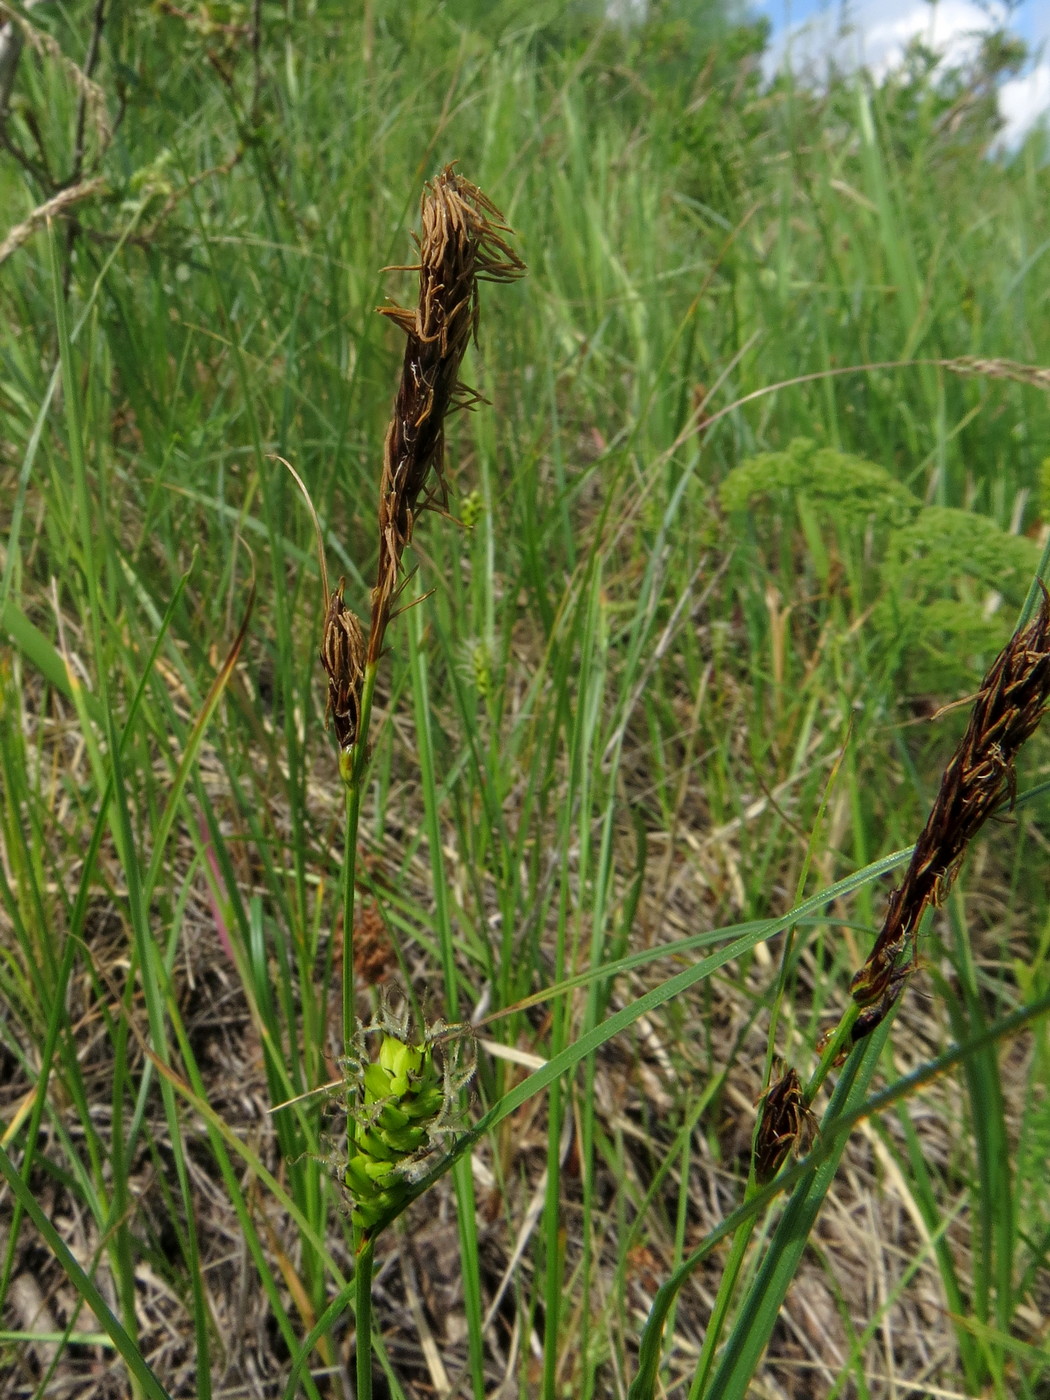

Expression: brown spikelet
xmin=849 ymin=583 xmax=1050 ymax=1034
xmin=940 ymin=356 xmax=1050 ymax=393
xmin=848 ymin=964 xmax=912 ymax=1048
xmin=754 ymin=1067 xmax=814 ymax=1184
xmin=320 ymin=580 xmax=366 ymax=751
xmin=368 ymin=165 xmax=525 ymax=666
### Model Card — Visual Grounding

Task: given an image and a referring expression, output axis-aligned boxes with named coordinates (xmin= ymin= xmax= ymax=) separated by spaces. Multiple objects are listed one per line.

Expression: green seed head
xmin=460 ymin=489 xmax=485 ymax=529
xmin=331 ymin=992 xmax=476 ymax=1235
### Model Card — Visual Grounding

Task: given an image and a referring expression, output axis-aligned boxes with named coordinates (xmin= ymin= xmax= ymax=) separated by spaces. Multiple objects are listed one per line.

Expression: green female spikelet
xmin=339 ymin=995 xmax=475 ymax=1234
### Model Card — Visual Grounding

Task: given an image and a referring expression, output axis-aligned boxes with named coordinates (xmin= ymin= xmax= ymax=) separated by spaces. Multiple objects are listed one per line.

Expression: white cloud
xmin=858 ymin=0 xmax=1001 ymax=75
xmin=763 ymin=0 xmax=1049 ymax=144
xmin=766 ymin=0 xmax=1003 ymax=77
xmin=998 ymin=60 xmax=1050 ymax=145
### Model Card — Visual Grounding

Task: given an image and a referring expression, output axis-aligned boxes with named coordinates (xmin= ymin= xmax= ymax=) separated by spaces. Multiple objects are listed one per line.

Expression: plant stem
xmin=689 ymin=1203 xmax=758 ymax=1399
xmin=342 ymin=661 xmax=381 ymax=1395
xmin=354 ymin=1232 xmax=375 ymax=1400
xmin=341 ymin=788 xmax=359 ymax=1055
xmin=341 ymin=660 xmax=379 ymax=1052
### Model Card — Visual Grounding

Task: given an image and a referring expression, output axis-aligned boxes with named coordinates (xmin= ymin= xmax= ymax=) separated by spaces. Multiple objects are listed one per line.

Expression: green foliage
xmin=2 ymin=3 xmax=1050 ymax=1398
xmin=722 ymin=440 xmax=1040 ymax=692
xmin=876 ymin=30 xmax=1029 ymax=161
xmin=719 ymin=437 xmax=919 ymax=531
xmin=886 ymin=504 xmax=1037 ymax=599
xmin=876 ymin=506 xmax=1040 ymax=690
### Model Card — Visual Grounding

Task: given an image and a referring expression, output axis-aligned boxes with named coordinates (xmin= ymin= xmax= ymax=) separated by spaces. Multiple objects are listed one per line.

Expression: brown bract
xmin=368 ymin=165 xmax=525 ymax=667
xmin=754 ymin=1067 xmax=814 ymax=1184
xmin=850 ymin=583 xmax=1050 ymax=1030
xmin=320 ymin=579 xmax=366 ymax=751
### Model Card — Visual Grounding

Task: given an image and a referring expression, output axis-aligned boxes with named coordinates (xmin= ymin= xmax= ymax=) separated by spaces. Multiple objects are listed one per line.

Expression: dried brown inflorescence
xmin=318 ymin=166 xmax=523 ymax=757
xmin=320 ymin=579 xmax=367 ymax=751
xmin=850 ymin=583 xmax=1050 ymax=1040
xmin=369 ymin=165 xmax=525 ymax=667
xmin=754 ymin=1067 xmax=814 ymax=1184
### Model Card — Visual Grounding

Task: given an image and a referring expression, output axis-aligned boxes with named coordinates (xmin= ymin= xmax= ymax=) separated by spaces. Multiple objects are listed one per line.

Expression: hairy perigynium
xmin=336 ymin=1001 xmax=475 ymax=1234
xmin=344 ymin=1035 xmax=446 ymax=1231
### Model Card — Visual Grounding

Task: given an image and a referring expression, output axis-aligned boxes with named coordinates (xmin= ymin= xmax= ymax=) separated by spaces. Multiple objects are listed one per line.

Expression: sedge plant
xmin=303 ymin=164 xmax=524 ymax=1397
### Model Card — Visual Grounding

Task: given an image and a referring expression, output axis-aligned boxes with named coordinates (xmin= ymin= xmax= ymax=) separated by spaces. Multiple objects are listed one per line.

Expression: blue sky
xmin=758 ymin=0 xmax=1050 ymax=144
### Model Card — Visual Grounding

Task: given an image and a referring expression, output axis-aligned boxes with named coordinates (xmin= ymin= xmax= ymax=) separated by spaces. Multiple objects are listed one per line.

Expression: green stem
xmin=343 ymin=657 xmax=377 ymax=1397
xmin=804 ymin=1001 xmax=860 ymax=1104
xmin=689 ymin=1204 xmax=758 ymax=1399
xmin=341 ymin=785 xmax=361 ymax=1053
xmin=341 ymin=660 xmax=379 ymax=1052
xmin=354 ymin=1232 xmax=375 ymax=1400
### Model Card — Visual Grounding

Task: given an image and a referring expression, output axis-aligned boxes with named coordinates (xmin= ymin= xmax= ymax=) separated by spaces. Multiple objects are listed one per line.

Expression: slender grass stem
xmin=341 ymin=791 xmax=359 ymax=1054
xmin=341 ymin=660 xmax=379 ymax=1051
xmin=337 ymin=657 xmax=380 ymax=1396
xmin=354 ymin=1233 xmax=376 ymax=1400
xmin=688 ymin=1206 xmax=758 ymax=1400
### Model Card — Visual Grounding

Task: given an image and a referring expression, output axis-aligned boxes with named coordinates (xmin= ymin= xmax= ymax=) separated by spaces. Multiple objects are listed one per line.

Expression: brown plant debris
xmin=850 ymin=582 xmax=1050 ymax=1038
xmin=368 ymin=164 xmax=525 ymax=668
xmin=354 ymin=900 xmax=397 ymax=986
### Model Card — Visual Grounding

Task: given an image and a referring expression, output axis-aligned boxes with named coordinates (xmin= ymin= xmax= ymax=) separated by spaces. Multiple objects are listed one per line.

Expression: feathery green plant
xmin=723 ymin=436 xmax=1042 ymax=692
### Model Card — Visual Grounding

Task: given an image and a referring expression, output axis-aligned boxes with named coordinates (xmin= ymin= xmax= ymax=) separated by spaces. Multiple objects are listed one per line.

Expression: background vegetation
xmin=1 ymin=1 xmax=1049 ymax=1396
